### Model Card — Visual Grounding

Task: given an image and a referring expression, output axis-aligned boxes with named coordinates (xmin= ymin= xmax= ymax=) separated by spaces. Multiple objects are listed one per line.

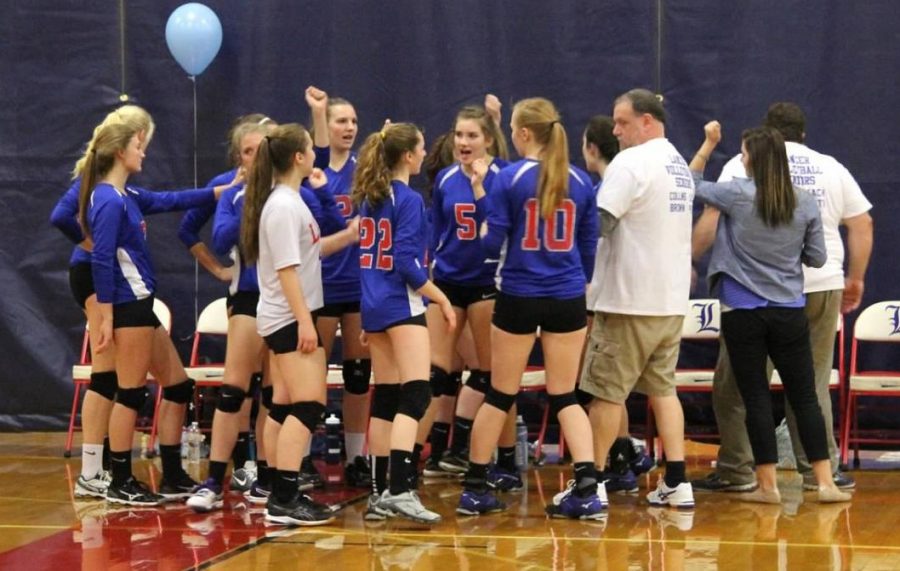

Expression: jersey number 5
xmin=521 ymin=198 xmax=575 ymax=252
xmin=359 ymin=217 xmax=394 ymax=270
xmin=454 ymin=203 xmax=477 ymax=240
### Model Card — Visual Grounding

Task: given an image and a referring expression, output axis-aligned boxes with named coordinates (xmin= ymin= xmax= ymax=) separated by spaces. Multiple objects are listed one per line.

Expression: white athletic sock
xmin=81 ymin=444 xmax=104 ymax=479
xmin=344 ymin=432 xmax=366 ymax=462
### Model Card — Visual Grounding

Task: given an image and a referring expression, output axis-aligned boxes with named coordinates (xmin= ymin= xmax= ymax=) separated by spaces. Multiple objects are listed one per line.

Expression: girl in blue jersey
xmin=314 ymin=97 xmax=374 ymax=488
xmin=425 ymin=102 xmax=521 ymax=492
xmin=352 ymin=123 xmax=456 ymax=524
xmin=76 ymin=120 xmax=234 ymax=506
xmin=240 ymin=124 xmax=358 ymax=526
xmin=457 ymin=97 xmax=604 ymax=519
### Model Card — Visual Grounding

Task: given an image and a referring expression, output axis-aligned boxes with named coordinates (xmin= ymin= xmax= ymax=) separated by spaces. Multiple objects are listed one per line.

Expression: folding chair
xmin=839 ymin=301 xmax=900 ymax=466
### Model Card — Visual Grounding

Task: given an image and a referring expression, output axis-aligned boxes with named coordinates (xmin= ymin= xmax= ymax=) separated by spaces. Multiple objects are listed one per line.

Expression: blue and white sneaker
xmin=546 ymin=484 xmax=607 ymax=520
xmin=630 ymin=439 xmax=655 ymax=475
xmin=187 ymin=479 xmax=224 ymax=513
xmin=244 ymin=481 xmax=271 ymax=505
xmin=487 ymin=467 xmax=524 ymax=492
xmin=456 ymin=489 xmax=506 ymax=516
xmin=603 ymin=470 xmax=639 ymax=494
xmin=552 ymin=479 xmax=609 ymax=509
xmin=647 ymin=480 xmax=695 ymax=509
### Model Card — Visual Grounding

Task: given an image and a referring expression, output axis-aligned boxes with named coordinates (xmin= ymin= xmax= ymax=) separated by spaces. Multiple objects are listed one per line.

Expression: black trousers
xmin=721 ymin=307 xmax=829 ymax=466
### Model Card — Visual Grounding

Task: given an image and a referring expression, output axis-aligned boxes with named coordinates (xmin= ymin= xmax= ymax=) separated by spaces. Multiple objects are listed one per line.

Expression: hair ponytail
xmin=241 ymin=123 xmax=310 ymax=264
xmin=76 ymin=122 xmax=143 ymax=239
xmin=351 ymin=123 xmax=420 ymax=209
xmin=513 ymin=98 xmax=570 ymax=220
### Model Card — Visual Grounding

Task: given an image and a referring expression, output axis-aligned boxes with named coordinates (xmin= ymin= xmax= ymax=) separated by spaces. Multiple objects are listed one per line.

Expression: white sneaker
xmin=75 ymin=473 xmax=110 ymax=499
xmin=186 ymin=481 xmax=224 ymax=513
xmin=551 ymin=479 xmax=609 ymax=508
xmin=378 ymin=491 xmax=441 ymax=524
xmin=647 ymin=480 xmax=694 ymax=509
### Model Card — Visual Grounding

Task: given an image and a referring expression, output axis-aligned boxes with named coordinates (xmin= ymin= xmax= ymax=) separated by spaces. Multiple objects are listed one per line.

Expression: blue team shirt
xmin=431 ymin=158 xmax=508 ymax=286
xmin=88 ymin=183 xmax=216 ymax=304
xmin=321 ymin=153 xmax=361 ymax=304
xmin=359 ymin=181 xmax=429 ymax=331
xmin=50 ymin=180 xmax=93 ymax=266
xmin=211 ymin=184 xmax=259 ymax=295
xmin=479 ymin=159 xmax=598 ymax=298
xmin=177 ymin=170 xmax=235 ymax=248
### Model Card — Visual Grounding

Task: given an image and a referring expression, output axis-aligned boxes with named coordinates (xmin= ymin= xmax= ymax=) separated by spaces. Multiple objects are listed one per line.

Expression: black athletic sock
xmin=664 ymin=461 xmax=686 ymax=488
xmin=609 ymin=437 xmax=632 ymax=474
xmin=497 ymin=446 xmax=517 ymax=472
xmin=256 ymin=460 xmax=270 ymax=488
xmin=450 ymin=417 xmax=473 ymax=456
xmin=389 ymin=450 xmax=413 ymax=495
xmin=371 ymin=455 xmax=389 ymax=496
xmin=232 ymin=431 xmax=250 ymax=468
xmin=463 ymin=462 xmax=489 ymax=494
xmin=574 ymin=462 xmax=599 ymax=498
xmin=110 ymin=450 xmax=132 ymax=486
xmin=408 ymin=443 xmax=424 ymax=490
xmin=274 ymin=469 xmax=298 ymax=503
xmin=159 ymin=444 xmax=184 ymax=481
xmin=429 ymin=422 xmax=451 ymax=460
xmin=208 ymin=460 xmax=228 ymax=486
xmin=102 ymin=436 xmax=111 ymax=471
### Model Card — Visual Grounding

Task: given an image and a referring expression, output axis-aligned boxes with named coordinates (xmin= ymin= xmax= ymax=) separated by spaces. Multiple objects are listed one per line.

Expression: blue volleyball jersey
xmin=479 ymin=159 xmax=598 ymax=298
xmin=211 ymin=184 xmax=259 ymax=295
xmin=431 ymin=158 xmax=507 ymax=286
xmin=178 ymin=169 xmax=235 ymax=248
xmin=50 ymin=180 xmax=92 ymax=266
xmin=359 ymin=181 xmax=429 ymax=331
xmin=321 ymin=153 xmax=361 ymax=304
xmin=88 ymin=183 xmax=216 ymax=304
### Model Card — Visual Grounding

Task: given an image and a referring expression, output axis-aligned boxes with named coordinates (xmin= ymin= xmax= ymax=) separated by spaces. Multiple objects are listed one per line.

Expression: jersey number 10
xmin=521 ymin=198 xmax=575 ymax=251
xmin=359 ymin=217 xmax=394 ymax=270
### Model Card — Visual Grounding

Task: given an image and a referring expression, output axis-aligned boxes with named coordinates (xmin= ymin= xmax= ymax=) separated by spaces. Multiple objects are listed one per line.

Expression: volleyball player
xmin=352 ymin=123 xmax=456 ymax=524
xmin=240 ymin=123 xmax=358 ymax=525
xmin=457 ymin=97 xmax=604 ymax=520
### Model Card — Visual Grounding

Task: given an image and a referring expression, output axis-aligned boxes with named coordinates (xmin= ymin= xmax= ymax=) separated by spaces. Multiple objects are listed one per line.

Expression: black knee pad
xmin=343 ymin=358 xmax=372 ymax=395
xmin=88 ymin=371 xmax=118 ymax=401
xmin=549 ymin=392 xmax=580 ymax=417
xmin=268 ymin=403 xmax=291 ymax=424
xmin=397 ymin=380 xmax=431 ymax=421
xmin=217 ymin=384 xmax=247 ymax=413
xmin=485 ymin=386 xmax=516 ymax=412
xmin=430 ymin=365 xmax=450 ymax=397
xmin=117 ymin=386 xmax=150 ymax=412
xmin=448 ymin=371 xmax=463 ymax=397
xmin=290 ymin=401 xmax=327 ymax=433
xmin=466 ymin=369 xmax=490 ymax=395
xmin=163 ymin=378 xmax=195 ymax=404
xmin=260 ymin=385 xmax=274 ymax=409
xmin=371 ymin=384 xmax=401 ymax=421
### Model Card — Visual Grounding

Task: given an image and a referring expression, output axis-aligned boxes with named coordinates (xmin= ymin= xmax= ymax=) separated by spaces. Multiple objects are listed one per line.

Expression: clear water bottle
xmin=187 ymin=421 xmax=203 ymax=463
xmin=181 ymin=424 xmax=190 ymax=458
xmin=515 ymin=415 xmax=529 ymax=469
xmin=324 ymin=413 xmax=342 ymax=465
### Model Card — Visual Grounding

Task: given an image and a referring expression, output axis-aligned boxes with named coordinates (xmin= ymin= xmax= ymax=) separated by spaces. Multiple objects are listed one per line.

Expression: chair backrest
xmin=853 ymin=301 xmax=900 ymax=342
xmin=153 ymin=298 xmax=172 ymax=332
xmin=196 ymin=298 xmax=229 ymax=335
xmin=682 ymin=299 xmax=720 ymax=340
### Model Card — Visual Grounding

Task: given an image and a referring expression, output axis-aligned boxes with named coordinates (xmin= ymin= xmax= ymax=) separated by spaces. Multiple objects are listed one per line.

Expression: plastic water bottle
xmin=187 ymin=422 xmax=203 ymax=463
xmin=324 ymin=413 xmax=342 ymax=465
xmin=515 ymin=415 xmax=529 ymax=469
xmin=181 ymin=425 xmax=190 ymax=458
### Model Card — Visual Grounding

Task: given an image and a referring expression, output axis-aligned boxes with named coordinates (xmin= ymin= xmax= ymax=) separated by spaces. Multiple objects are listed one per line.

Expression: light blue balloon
xmin=165 ymin=3 xmax=223 ymax=76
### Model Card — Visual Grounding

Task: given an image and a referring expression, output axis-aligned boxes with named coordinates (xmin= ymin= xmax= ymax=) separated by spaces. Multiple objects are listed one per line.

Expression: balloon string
xmin=118 ymin=0 xmax=126 ymax=98
xmin=192 ymin=74 xmax=199 ymax=329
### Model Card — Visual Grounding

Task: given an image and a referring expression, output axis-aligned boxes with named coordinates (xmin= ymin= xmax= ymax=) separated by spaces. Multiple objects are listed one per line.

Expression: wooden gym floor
xmin=1 ymin=433 xmax=899 ymax=570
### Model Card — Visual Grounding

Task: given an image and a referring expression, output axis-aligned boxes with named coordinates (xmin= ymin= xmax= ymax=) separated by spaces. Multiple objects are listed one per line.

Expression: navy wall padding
xmin=1 ymin=0 xmax=897 ymax=429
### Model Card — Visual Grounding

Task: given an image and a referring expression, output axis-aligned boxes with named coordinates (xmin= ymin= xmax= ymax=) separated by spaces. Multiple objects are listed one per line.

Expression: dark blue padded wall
xmin=0 ymin=0 xmax=896 ymax=428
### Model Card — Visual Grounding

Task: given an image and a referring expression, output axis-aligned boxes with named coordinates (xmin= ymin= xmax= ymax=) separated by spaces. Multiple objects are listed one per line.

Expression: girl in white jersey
xmin=240 ymin=123 xmax=358 ymax=527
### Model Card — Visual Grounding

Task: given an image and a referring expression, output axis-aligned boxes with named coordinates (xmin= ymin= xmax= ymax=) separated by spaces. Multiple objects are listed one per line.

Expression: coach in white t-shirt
xmin=580 ymin=89 xmax=695 ymax=507
xmin=692 ymin=103 xmax=873 ymax=492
